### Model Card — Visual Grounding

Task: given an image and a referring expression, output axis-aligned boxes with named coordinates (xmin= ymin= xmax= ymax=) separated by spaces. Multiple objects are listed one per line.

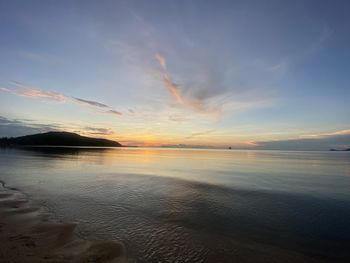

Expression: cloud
xmin=81 ymin=127 xmax=114 ymax=136
xmin=168 ymin=114 xmax=191 ymax=122
xmin=299 ymin=129 xmax=350 ymax=139
xmin=155 ymin=53 xmax=184 ymax=104
xmin=155 ymin=53 xmax=167 ymax=69
xmin=19 ymin=89 xmax=66 ymax=101
xmin=71 ymin=97 xmax=109 ymax=108
xmin=0 ymin=87 xmax=11 ymax=92
xmin=128 ymin=109 xmax=136 ymax=116
xmin=1 ymin=81 xmax=123 ymax=117
xmin=160 ymin=144 xmax=215 ymax=149
xmin=0 ymin=116 xmax=61 ymax=137
xmin=155 ymin=53 xmax=185 ymax=104
xmin=153 ymin=52 xmax=272 ymax=120
xmin=186 ymin=130 xmax=214 ymax=139
xmin=0 ymin=116 xmax=24 ymax=126
xmin=162 ymin=74 xmax=184 ymax=104
xmin=107 ymin=110 xmax=123 ymax=116
xmin=0 ymin=116 xmax=118 ymax=138
xmin=254 ymin=129 xmax=350 ymax=150
xmin=155 ymin=53 xmax=223 ymax=116
xmin=9 ymin=81 xmax=66 ymax=101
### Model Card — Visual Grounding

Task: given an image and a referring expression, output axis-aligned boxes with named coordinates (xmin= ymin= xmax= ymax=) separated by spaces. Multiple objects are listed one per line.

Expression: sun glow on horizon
xmin=0 ymin=1 xmax=349 ymax=150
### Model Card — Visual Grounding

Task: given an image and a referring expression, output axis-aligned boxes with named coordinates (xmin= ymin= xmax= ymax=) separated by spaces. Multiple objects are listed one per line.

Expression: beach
xmin=0 ymin=180 xmax=126 ymax=263
xmin=0 ymin=181 xmax=328 ymax=263
xmin=0 ymin=148 xmax=349 ymax=262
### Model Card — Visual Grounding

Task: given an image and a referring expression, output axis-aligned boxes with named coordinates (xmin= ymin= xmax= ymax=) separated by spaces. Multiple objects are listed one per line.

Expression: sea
xmin=0 ymin=147 xmax=349 ymax=262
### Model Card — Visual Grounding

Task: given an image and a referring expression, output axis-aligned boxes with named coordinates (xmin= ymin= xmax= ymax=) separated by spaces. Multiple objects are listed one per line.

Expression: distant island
xmin=329 ymin=148 xmax=350 ymax=151
xmin=0 ymin=131 xmax=122 ymax=147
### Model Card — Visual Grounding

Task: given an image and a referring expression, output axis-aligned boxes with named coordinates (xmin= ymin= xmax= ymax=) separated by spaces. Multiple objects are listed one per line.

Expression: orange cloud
xmin=162 ymin=74 xmax=184 ymax=104
xmin=155 ymin=53 xmax=185 ymax=104
xmin=155 ymin=53 xmax=167 ymax=69
xmin=155 ymin=53 xmax=222 ymax=117
xmin=19 ymin=89 xmax=66 ymax=101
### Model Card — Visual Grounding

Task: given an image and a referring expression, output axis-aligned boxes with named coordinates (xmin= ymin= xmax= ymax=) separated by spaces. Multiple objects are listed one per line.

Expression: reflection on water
xmin=0 ymin=147 xmax=350 ymax=262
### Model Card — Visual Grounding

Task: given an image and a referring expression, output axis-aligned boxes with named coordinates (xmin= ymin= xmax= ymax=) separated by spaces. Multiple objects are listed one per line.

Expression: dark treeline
xmin=0 ymin=131 xmax=122 ymax=147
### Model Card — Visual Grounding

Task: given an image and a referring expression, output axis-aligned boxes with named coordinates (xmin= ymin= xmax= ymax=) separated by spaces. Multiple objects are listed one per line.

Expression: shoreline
xmin=0 ymin=180 xmax=127 ymax=263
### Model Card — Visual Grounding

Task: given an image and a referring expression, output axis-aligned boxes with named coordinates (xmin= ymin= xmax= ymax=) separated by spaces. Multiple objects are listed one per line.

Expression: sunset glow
xmin=0 ymin=1 xmax=349 ymax=150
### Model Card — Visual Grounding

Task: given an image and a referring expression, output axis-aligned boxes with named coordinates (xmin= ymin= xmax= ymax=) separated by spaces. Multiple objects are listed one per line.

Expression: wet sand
xmin=1 ymin=178 xmax=346 ymax=263
xmin=1 ymin=149 xmax=350 ymax=262
xmin=0 ymin=180 xmax=127 ymax=263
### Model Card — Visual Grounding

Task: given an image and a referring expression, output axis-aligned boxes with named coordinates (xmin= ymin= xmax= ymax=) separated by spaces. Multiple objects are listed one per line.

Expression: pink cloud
xmin=1 ymin=81 xmax=123 ymax=117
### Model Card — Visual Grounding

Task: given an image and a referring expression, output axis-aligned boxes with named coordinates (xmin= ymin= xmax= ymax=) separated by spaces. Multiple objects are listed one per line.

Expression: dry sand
xmin=0 ymin=180 xmax=127 ymax=263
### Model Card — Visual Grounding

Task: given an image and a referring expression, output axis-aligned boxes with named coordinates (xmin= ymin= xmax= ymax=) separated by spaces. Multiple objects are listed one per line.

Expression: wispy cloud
xmin=155 ymin=53 xmax=223 ymax=116
xmin=153 ymin=52 xmax=274 ymax=121
xmin=162 ymin=74 xmax=184 ymax=104
xmin=0 ymin=116 xmax=117 ymax=138
xmin=107 ymin=109 xmax=123 ymax=116
xmin=20 ymin=89 xmax=66 ymax=101
xmin=299 ymin=129 xmax=350 ymax=139
xmin=186 ymin=130 xmax=214 ymax=139
xmin=1 ymin=81 xmax=123 ymax=116
xmin=80 ymin=127 xmax=114 ymax=136
xmin=168 ymin=114 xmax=191 ymax=122
xmin=0 ymin=87 xmax=11 ymax=92
xmin=0 ymin=116 xmax=61 ymax=137
xmin=155 ymin=53 xmax=184 ymax=104
xmin=1 ymin=84 xmax=66 ymax=102
xmin=72 ymin=97 xmax=109 ymax=108
xmin=128 ymin=109 xmax=136 ymax=115
xmin=254 ymin=129 xmax=350 ymax=150
xmin=155 ymin=53 xmax=167 ymax=69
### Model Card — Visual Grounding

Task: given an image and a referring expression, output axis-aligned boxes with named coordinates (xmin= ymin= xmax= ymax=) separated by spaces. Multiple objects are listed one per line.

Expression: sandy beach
xmin=1 ymin=148 xmax=349 ymax=262
xmin=0 ymin=178 xmax=335 ymax=263
xmin=0 ymin=180 xmax=127 ymax=263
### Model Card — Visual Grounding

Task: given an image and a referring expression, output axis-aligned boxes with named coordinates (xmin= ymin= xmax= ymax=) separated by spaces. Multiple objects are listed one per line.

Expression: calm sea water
xmin=0 ymin=147 xmax=350 ymax=262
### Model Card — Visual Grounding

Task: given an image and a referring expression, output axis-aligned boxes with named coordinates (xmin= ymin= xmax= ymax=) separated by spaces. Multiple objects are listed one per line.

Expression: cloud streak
xmin=162 ymin=74 xmax=184 ymax=104
xmin=155 ymin=53 xmax=184 ymax=104
xmin=155 ymin=53 xmax=167 ymax=69
xmin=71 ymin=97 xmax=109 ymax=108
xmin=0 ymin=116 xmax=61 ymax=137
xmin=80 ymin=127 xmax=114 ymax=136
xmin=186 ymin=130 xmax=214 ymax=139
xmin=0 ymin=116 xmax=118 ymax=138
xmin=20 ymin=89 xmax=66 ymax=101
xmin=254 ymin=129 xmax=350 ymax=150
xmin=299 ymin=129 xmax=350 ymax=139
xmin=155 ymin=53 xmax=222 ymax=116
xmin=107 ymin=110 xmax=123 ymax=116
xmin=1 ymin=81 xmax=123 ymax=116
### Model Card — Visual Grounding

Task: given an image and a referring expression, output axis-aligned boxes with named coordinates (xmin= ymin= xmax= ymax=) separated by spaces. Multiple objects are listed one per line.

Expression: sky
xmin=0 ymin=0 xmax=349 ymax=150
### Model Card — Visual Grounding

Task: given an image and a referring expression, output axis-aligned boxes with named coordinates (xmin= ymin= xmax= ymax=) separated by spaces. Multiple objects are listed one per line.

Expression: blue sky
xmin=0 ymin=0 xmax=349 ymax=149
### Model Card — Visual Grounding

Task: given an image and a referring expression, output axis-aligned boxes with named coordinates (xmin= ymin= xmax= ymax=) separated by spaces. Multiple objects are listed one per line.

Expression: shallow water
xmin=0 ymin=147 xmax=350 ymax=262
